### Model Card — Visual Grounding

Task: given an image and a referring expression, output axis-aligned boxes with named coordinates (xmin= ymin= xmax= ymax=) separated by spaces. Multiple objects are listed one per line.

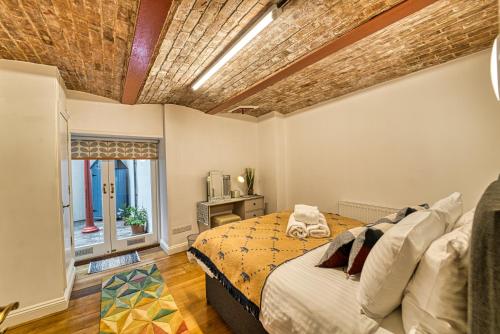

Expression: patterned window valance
xmin=71 ymin=140 xmax=158 ymax=160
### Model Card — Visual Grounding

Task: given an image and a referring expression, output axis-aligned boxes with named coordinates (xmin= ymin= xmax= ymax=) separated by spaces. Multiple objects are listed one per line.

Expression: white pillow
xmin=357 ymin=210 xmax=445 ymax=319
xmin=431 ymin=192 xmax=463 ymax=232
xmin=402 ymin=216 xmax=472 ymax=334
xmin=453 ymin=208 xmax=475 ymax=230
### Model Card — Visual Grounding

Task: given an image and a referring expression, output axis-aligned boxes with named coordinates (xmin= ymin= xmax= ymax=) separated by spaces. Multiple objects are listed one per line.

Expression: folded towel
xmin=306 ymin=214 xmax=331 ymax=238
xmin=295 ymin=204 xmax=319 ymax=212
xmin=286 ymin=214 xmax=308 ymax=239
xmin=294 ymin=204 xmax=321 ymax=224
xmin=306 ymin=223 xmax=331 ymax=238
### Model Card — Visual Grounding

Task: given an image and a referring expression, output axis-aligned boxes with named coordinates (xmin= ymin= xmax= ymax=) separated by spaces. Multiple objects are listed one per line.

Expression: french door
xmin=71 ymin=159 xmax=159 ymax=261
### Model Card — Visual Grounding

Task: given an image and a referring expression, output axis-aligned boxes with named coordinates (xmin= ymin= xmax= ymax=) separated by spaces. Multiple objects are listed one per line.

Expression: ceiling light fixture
xmin=191 ymin=5 xmax=280 ymax=91
xmin=490 ymin=35 xmax=499 ymax=101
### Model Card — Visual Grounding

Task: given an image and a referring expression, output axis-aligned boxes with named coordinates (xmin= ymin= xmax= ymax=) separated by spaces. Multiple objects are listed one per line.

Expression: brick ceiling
xmin=0 ymin=0 xmax=139 ymax=101
xmin=0 ymin=0 xmax=497 ymax=116
xmin=238 ymin=0 xmax=499 ymax=116
xmin=139 ymin=0 xmax=405 ymax=106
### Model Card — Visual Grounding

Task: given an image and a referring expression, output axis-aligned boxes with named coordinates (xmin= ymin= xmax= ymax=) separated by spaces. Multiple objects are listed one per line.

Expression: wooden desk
xmin=197 ymin=195 xmax=264 ymax=232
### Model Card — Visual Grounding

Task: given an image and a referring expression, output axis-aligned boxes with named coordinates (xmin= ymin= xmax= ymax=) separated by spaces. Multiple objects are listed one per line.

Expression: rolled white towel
xmin=286 ymin=213 xmax=308 ymax=239
xmin=294 ymin=204 xmax=320 ymax=224
xmin=306 ymin=223 xmax=330 ymax=238
xmin=306 ymin=214 xmax=330 ymax=238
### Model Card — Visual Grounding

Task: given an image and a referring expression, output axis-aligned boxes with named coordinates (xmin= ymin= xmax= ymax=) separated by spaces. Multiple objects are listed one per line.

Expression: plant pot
xmin=131 ymin=225 xmax=145 ymax=234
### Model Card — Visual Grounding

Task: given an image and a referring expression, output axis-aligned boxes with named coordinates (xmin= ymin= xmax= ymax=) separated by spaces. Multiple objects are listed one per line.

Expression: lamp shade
xmin=490 ymin=35 xmax=499 ymax=101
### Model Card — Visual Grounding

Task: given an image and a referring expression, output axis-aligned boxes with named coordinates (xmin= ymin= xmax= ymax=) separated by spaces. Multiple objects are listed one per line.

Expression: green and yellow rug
xmin=99 ymin=264 xmax=189 ymax=334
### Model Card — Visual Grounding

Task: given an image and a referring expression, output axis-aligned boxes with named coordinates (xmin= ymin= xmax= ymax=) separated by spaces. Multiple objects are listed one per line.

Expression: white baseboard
xmin=159 ymin=239 xmax=169 ymax=253
xmin=65 ymin=259 xmax=76 ymax=300
xmin=159 ymin=240 xmax=189 ymax=255
xmin=167 ymin=241 xmax=188 ymax=255
xmin=4 ymin=262 xmax=76 ymax=328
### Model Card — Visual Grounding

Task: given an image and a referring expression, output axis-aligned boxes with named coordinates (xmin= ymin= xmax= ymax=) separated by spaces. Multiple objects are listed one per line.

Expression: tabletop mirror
xmin=207 ymin=171 xmax=224 ymax=202
xmin=207 ymin=170 xmax=232 ymax=202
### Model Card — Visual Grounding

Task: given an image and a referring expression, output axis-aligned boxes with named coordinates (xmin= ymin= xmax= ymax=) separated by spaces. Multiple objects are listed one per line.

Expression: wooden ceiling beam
xmin=121 ymin=0 xmax=172 ymax=104
xmin=206 ymin=0 xmax=439 ymax=115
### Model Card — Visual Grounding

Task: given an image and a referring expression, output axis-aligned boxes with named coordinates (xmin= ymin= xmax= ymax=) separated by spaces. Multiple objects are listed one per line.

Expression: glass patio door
xmin=72 ymin=159 xmax=112 ymax=260
xmin=71 ymin=159 xmax=159 ymax=261
xmin=108 ymin=159 xmax=159 ymax=254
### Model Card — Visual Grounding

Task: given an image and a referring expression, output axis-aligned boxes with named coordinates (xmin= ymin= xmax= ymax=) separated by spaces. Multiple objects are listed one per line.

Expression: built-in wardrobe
xmin=0 ymin=60 xmax=74 ymax=326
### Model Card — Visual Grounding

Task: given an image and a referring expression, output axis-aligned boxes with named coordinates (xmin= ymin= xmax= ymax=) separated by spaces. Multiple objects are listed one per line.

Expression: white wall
xmin=280 ymin=50 xmax=500 ymax=212
xmin=0 ymin=61 xmax=68 ymax=325
xmin=67 ymin=93 xmax=164 ymax=239
xmin=67 ymin=91 xmax=164 ymax=138
xmin=257 ymin=113 xmax=287 ymax=213
xmin=163 ymin=105 xmax=259 ymax=248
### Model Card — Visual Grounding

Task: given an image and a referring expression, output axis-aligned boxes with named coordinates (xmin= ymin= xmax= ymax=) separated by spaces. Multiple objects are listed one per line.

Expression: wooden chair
xmin=0 ymin=302 xmax=19 ymax=334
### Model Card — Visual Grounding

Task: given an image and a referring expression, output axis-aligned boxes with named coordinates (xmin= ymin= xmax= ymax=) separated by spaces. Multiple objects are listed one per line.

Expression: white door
xmin=108 ymin=160 xmax=160 ymax=253
xmin=72 ymin=159 xmax=159 ymax=261
xmin=58 ymin=112 xmax=74 ymax=278
xmin=72 ymin=160 xmax=112 ymax=260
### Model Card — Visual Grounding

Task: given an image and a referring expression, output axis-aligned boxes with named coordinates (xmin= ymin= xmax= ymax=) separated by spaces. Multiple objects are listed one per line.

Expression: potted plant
xmin=245 ymin=168 xmax=255 ymax=195
xmin=121 ymin=206 xmax=148 ymax=234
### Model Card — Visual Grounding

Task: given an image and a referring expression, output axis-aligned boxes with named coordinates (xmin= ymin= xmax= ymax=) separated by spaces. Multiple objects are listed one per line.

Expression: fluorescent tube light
xmin=192 ymin=6 xmax=278 ymax=91
xmin=490 ymin=35 xmax=499 ymax=101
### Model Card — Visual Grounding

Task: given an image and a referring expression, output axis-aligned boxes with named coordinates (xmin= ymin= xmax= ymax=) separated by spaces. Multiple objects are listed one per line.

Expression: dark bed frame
xmin=206 ymin=274 xmax=268 ymax=334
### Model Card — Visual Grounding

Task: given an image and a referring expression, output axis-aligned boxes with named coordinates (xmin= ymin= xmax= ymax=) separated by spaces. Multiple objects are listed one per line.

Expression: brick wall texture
xmin=139 ymin=0 xmax=406 ymax=107
xmin=0 ymin=0 xmax=139 ymax=101
xmin=238 ymin=0 xmax=498 ymax=116
xmin=140 ymin=0 xmax=497 ymax=116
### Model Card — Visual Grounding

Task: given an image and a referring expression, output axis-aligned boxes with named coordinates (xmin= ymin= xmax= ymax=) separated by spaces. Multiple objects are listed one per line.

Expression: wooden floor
xmin=8 ymin=247 xmax=232 ymax=334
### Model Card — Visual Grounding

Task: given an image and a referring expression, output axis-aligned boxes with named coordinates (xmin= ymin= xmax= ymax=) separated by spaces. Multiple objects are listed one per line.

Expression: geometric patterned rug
xmin=99 ymin=264 xmax=189 ymax=334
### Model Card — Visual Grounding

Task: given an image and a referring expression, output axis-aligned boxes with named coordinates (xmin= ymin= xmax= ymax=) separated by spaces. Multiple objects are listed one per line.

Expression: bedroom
xmin=0 ymin=0 xmax=499 ymax=333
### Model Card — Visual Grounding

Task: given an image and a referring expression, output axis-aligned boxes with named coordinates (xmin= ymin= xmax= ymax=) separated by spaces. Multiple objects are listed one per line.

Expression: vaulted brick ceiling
xmin=236 ymin=0 xmax=498 ymax=115
xmin=0 ymin=0 xmax=139 ymax=100
xmin=139 ymin=0 xmax=407 ymax=105
xmin=0 ymin=0 xmax=497 ymax=117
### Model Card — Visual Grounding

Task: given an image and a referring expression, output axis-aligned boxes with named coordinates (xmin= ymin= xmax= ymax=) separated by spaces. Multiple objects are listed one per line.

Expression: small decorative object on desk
xmin=245 ymin=168 xmax=255 ymax=195
xmin=223 ymin=175 xmax=231 ymax=199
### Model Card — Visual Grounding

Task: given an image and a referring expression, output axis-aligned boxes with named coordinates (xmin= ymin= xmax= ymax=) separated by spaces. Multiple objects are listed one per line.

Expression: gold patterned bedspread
xmin=188 ymin=211 xmax=363 ymax=317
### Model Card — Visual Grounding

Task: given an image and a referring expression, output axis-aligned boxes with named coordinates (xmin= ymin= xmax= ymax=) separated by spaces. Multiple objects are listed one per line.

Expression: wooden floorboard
xmin=8 ymin=247 xmax=232 ymax=334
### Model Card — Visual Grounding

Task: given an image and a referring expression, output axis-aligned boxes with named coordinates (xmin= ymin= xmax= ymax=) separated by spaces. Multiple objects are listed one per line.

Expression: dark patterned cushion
xmin=347 ymin=204 xmax=429 ymax=275
xmin=366 ymin=203 xmax=430 ymax=227
xmin=317 ymin=226 xmax=365 ymax=268
xmin=317 ymin=204 xmax=429 ymax=270
xmin=346 ymin=223 xmax=394 ymax=275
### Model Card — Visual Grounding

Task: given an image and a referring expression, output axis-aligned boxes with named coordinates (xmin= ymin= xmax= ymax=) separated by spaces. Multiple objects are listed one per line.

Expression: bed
xmin=190 ymin=177 xmax=500 ymax=334
xmin=260 ymin=243 xmax=404 ymax=334
xmin=188 ymin=211 xmax=403 ymax=334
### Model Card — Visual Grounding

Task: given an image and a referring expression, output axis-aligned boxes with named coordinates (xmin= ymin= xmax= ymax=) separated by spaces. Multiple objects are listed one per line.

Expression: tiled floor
xmin=74 ymin=219 xmax=146 ymax=248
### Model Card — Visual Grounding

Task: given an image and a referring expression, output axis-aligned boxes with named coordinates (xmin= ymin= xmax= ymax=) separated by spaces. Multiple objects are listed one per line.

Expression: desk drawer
xmin=244 ymin=198 xmax=264 ymax=211
xmin=244 ymin=209 xmax=265 ymax=220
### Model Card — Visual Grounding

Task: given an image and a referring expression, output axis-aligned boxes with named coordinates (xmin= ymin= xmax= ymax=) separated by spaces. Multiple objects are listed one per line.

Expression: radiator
xmin=338 ymin=201 xmax=398 ymax=224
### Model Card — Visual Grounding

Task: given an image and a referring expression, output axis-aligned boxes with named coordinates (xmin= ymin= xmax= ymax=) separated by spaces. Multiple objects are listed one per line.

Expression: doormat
xmin=88 ymin=251 xmax=141 ymax=274
xmin=99 ymin=264 xmax=189 ymax=334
